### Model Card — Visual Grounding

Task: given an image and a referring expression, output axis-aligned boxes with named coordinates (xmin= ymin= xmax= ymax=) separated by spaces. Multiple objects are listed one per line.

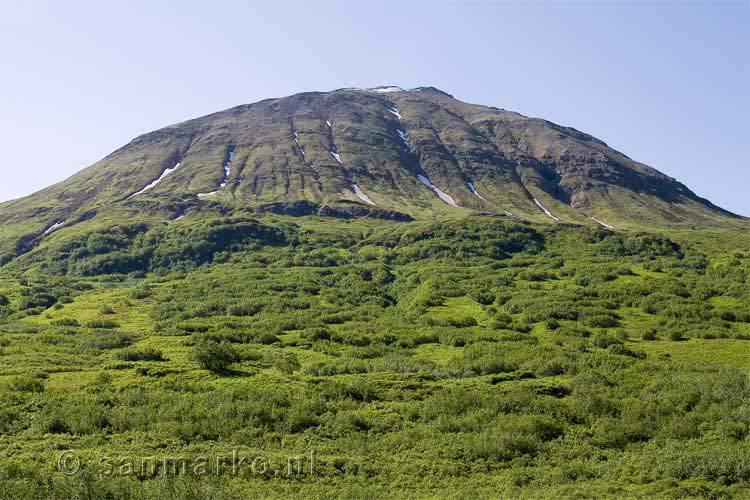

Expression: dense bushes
xmin=189 ymin=339 xmax=240 ymax=372
xmin=117 ymin=347 xmax=165 ymax=362
xmin=0 ymin=217 xmax=747 ymax=498
xmin=44 ymin=218 xmax=287 ymax=276
xmin=597 ymin=233 xmax=681 ymax=258
xmin=86 ymin=319 xmax=120 ymax=329
xmin=84 ymin=331 xmax=133 ymax=350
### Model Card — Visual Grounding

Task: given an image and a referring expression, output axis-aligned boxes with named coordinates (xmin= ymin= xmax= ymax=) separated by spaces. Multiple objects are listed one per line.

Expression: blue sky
xmin=1 ymin=0 xmax=747 ymax=215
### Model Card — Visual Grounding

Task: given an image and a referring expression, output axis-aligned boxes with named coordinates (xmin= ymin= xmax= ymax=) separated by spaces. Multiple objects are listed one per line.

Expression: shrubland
xmin=0 ymin=215 xmax=748 ymax=499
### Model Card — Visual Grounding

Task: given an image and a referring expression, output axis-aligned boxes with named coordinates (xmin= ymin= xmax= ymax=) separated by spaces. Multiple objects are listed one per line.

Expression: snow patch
xmin=417 ymin=174 xmax=459 ymax=207
xmin=172 ymin=214 xmax=185 ymax=222
xmin=330 ymin=151 xmax=342 ymax=164
xmin=292 ymin=134 xmax=309 ymax=162
xmin=219 ymin=151 xmax=235 ymax=188
xmin=326 ymin=120 xmax=332 ymax=128
xmin=224 ymin=151 xmax=234 ymax=177
xmin=533 ymin=198 xmax=560 ymax=221
xmin=590 ymin=216 xmax=615 ymax=229
xmin=370 ymin=86 xmax=403 ymax=93
xmin=127 ymin=162 xmax=181 ymax=199
xmin=43 ymin=221 xmax=65 ymax=235
xmin=467 ymin=182 xmax=489 ymax=203
xmin=397 ymin=129 xmax=409 ymax=147
xmin=197 ymin=191 xmax=217 ymax=199
xmin=387 ymin=107 xmax=402 ymax=120
xmin=352 ymin=184 xmax=375 ymax=205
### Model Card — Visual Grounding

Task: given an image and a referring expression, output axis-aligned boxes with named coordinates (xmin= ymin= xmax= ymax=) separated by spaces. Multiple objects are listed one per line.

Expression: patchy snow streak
xmin=219 ymin=151 xmax=235 ymax=188
xmin=418 ymin=174 xmax=459 ymax=207
xmin=128 ymin=162 xmax=181 ymax=199
xmin=352 ymin=184 xmax=375 ymax=205
xmin=294 ymin=135 xmax=308 ymax=161
xmin=387 ymin=107 xmax=402 ymax=120
xmin=224 ymin=152 xmax=235 ymax=177
xmin=397 ymin=129 xmax=409 ymax=147
xmin=533 ymin=198 xmax=560 ymax=221
xmin=466 ymin=182 xmax=489 ymax=203
xmin=43 ymin=221 xmax=65 ymax=235
xmin=590 ymin=216 xmax=615 ymax=229
xmin=467 ymin=182 xmax=513 ymax=215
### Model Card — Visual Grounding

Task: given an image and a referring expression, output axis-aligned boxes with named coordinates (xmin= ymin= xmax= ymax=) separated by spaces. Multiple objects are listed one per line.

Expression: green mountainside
xmin=0 ymin=88 xmax=748 ymax=499
xmin=0 ymin=86 xmax=744 ymax=264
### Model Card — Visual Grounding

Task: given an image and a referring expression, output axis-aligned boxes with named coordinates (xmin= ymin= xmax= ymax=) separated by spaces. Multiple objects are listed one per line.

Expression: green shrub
xmin=117 ymin=347 xmax=166 ymax=362
xmin=190 ymin=339 xmax=240 ymax=372
xmin=6 ymin=375 xmax=45 ymax=393
xmin=458 ymin=342 xmax=518 ymax=375
xmin=303 ymin=327 xmax=331 ymax=341
xmin=51 ymin=318 xmax=79 ymax=327
xmin=608 ymin=344 xmax=645 ymax=359
xmin=641 ymin=329 xmax=657 ymax=341
xmin=128 ymin=287 xmax=152 ymax=299
xmin=19 ymin=293 xmax=57 ymax=310
xmin=592 ymin=334 xmax=622 ymax=349
xmin=85 ymin=331 xmax=133 ymax=350
xmin=228 ymin=302 xmax=262 ymax=316
xmin=584 ymin=314 xmax=619 ymax=328
xmin=98 ymin=305 xmax=115 ymax=315
xmin=86 ymin=319 xmax=120 ymax=329
xmin=274 ymin=352 xmax=301 ymax=375
xmin=256 ymin=333 xmax=280 ymax=345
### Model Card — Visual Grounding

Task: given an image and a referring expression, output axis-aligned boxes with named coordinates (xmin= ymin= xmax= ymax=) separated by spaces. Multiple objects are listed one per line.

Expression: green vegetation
xmin=0 ymin=215 xmax=748 ymax=499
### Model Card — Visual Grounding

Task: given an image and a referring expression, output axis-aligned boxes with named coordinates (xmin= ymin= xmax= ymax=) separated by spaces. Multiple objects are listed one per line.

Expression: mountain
xmin=1 ymin=87 xmax=749 ymax=500
xmin=0 ymin=86 xmax=744 ymax=260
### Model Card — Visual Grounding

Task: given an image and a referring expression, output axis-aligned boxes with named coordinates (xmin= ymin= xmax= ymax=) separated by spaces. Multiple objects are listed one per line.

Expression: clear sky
xmin=1 ymin=0 xmax=747 ymax=215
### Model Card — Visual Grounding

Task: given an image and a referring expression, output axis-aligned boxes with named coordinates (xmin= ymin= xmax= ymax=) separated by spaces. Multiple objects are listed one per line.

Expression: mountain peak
xmin=366 ymin=85 xmax=405 ymax=93
xmin=409 ymin=86 xmax=455 ymax=97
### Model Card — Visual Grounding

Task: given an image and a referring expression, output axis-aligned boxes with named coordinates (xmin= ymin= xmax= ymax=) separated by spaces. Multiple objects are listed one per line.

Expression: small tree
xmin=190 ymin=339 xmax=239 ymax=372
xmin=668 ymin=330 xmax=683 ymax=341
xmin=641 ymin=329 xmax=657 ymax=341
xmin=274 ymin=352 xmax=301 ymax=375
xmin=0 ymin=337 xmax=10 ymax=356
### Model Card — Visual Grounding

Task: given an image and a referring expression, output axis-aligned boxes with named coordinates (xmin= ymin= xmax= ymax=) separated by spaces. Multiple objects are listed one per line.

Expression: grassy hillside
xmin=0 ymin=215 xmax=748 ymax=499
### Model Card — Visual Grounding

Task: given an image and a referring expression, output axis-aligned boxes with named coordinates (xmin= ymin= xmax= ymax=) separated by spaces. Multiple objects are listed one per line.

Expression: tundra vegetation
xmin=0 ymin=215 xmax=748 ymax=499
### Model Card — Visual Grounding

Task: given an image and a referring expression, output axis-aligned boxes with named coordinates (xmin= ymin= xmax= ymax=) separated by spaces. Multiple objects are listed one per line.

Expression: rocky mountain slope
xmin=0 ymin=86 xmax=744 ymax=260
